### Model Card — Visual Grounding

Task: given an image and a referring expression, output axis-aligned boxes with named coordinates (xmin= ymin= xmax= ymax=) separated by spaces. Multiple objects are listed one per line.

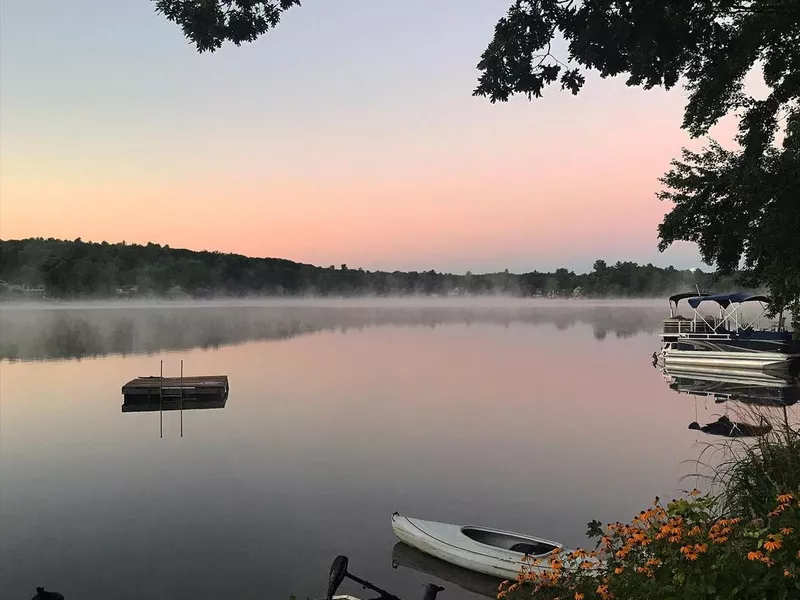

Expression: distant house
xmin=572 ymin=286 xmax=584 ymax=299
xmin=115 ymin=285 xmax=139 ymax=298
xmin=450 ymin=287 xmax=461 ymax=297
xmin=0 ymin=280 xmax=46 ymax=296
xmin=167 ymin=285 xmax=188 ymax=298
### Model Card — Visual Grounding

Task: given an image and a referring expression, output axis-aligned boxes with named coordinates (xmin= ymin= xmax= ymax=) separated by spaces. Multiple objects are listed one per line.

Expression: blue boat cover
xmin=669 ymin=291 xmax=709 ymax=305
xmin=687 ymin=293 xmax=770 ymax=308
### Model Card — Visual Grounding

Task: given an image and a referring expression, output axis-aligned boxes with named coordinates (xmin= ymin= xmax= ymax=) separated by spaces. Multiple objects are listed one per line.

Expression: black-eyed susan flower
xmin=764 ymin=535 xmax=783 ymax=552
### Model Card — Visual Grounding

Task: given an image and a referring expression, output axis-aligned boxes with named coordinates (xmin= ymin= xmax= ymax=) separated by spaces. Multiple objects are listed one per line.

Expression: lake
xmin=1 ymin=299 xmax=796 ymax=600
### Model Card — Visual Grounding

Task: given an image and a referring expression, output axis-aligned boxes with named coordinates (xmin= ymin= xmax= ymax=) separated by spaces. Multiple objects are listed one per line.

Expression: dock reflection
xmin=121 ymin=398 xmax=228 ymax=413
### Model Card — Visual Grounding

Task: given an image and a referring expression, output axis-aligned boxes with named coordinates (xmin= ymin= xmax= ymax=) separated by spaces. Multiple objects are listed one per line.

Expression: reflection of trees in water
xmin=0 ymin=303 xmax=666 ymax=361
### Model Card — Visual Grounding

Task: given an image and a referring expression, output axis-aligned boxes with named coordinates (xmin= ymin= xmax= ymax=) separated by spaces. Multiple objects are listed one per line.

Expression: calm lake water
xmin=1 ymin=299 xmax=797 ymax=600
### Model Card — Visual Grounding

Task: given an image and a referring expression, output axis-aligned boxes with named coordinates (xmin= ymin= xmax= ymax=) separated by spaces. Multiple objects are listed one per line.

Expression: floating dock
xmin=121 ymin=375 xmax=229 ymax=405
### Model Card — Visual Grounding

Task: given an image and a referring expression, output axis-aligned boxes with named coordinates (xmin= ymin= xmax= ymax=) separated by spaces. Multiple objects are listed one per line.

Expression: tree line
xmin=0 ymin=238 xmax=746 ymax=300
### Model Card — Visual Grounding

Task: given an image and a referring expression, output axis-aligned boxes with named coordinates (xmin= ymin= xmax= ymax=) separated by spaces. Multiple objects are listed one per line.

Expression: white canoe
xmin=391 ymin=512 xmax=571 ymax=580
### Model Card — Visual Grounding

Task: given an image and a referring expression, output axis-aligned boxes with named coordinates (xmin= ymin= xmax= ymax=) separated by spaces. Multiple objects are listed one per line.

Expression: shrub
xmin=501 ymin=491 xmax=800 ymax=600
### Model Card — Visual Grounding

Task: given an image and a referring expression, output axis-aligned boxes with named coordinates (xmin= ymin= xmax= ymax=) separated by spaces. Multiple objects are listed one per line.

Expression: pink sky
xmin=0 ymin=0 xmax=731 ymax=273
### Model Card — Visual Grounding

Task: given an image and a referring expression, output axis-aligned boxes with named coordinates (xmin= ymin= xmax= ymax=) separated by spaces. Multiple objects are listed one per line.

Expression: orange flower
xmin=785 ymin=569 xmax=796 ymax=578
xmin=684 ymin=553 xmax=699 ymax=561
xmin=764 ymin=535 xmax=783 ymax=552
xmin=687 ymin=526 xmax=702 ymax=537
xmin=780 ymin=527 xmax=794 ymax=535
xmin=680 ymin=545 xmax=693 ymax=555
xmin=690 ymin=488 xmax=701 ymax=496
xmin=777 ymin=493 xmax=794 ymax=504
xmin=614 ymin=566 xmax=624 ymax=574
xmin=761 ymin=557 xmax=775 ymax=567
xmin=748 ymin=551 xmax=764 ymax=561
xmin=596 ymin=584 xmax=613 ymax=600
xmin=694 ymin=543 xmax=708 ymax=554
xmin=712 ymin=536 xmax=728 ymax=544
xmin=575 ymin=593 xmax=585 ymax=600
xmin=668 ymin=535 xmax=682 ymax=543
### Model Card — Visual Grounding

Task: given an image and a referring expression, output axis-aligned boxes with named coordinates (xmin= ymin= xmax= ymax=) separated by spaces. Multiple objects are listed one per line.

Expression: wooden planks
xmin=121 ymin=375 xmax=229 ymax=400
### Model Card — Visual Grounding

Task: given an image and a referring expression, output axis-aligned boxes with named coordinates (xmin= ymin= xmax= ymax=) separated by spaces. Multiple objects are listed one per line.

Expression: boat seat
xmin=510 ymin=542 xmax=553 ymax=555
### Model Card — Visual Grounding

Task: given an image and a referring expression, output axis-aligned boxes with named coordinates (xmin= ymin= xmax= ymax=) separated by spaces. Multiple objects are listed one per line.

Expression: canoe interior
xmin=461 ymin=527 xmax=558 ymax=555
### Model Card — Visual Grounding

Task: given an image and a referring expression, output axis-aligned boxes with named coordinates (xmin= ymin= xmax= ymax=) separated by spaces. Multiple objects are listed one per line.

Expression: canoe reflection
xmin=391 ymin=542 xmax=505 ymax=599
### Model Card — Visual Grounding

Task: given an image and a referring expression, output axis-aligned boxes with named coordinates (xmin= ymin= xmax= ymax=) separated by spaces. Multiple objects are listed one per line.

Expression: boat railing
xmin=671 ymin=332 xmax=736 ymax=340
xmin=662 ymin=318 xmax=722 ymax=335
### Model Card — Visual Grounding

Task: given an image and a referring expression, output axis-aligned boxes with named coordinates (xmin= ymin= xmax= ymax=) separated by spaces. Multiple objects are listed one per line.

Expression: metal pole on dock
xmin=160 ymin=360 xmax=163 ymax=439
xmin=180 ymin=360 xmax=184 ymax=438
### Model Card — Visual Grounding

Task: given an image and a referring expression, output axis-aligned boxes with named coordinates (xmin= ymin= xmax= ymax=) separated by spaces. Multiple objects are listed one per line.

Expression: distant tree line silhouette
xmin=0 ymin=238 xmax=745 ymax=299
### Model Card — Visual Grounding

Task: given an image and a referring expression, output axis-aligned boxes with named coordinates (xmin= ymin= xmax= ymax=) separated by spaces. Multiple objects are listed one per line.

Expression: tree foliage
xmin=475 ymin=0 xmax=800 ymax=315
xmin=153 ymin=0 xmax=299 ymax=52
xmin=0 ymin=238 xmax=746 ymax=300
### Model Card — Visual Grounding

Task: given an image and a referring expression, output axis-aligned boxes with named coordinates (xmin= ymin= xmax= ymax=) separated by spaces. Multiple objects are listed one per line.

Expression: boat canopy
xmin=669 ymin=291 xmax=709 ymax=306
xmin=687 ymin=293 xmax=770 ymax=309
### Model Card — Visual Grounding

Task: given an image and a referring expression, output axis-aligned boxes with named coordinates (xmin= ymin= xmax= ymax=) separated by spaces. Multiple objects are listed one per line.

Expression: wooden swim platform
xmin=121 ymin=375 xmax=229 ymax=401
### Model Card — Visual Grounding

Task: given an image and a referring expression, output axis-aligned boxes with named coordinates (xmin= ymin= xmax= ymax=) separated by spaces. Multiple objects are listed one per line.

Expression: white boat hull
xmin=391 ymin=513 xmax=561 ymax=580
xmin=661 ymin=348 xmax=799 ymax=372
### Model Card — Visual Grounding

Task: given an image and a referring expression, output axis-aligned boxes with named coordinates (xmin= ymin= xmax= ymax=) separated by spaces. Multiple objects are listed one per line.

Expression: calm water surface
xmin=1 ymin=300 xmax=795 ymax=599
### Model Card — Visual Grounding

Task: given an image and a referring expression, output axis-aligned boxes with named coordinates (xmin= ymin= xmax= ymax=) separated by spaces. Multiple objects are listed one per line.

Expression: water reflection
xmin=658 ymin=362 xmax=799 ymax=447
xmin=1 ymin=304 xmax=749 ymax=600
xmin=121 ymin=398 xmax=228 ymax=413
xmin=0 ymin=301 xmax=666 ymax=362
xmin=391 ymin=543 xmax=503 ymax=599
xmin=659 ymin=364 xmax=800 ymax=407
xmin=687 ymin=415 xmax=772 ymax=438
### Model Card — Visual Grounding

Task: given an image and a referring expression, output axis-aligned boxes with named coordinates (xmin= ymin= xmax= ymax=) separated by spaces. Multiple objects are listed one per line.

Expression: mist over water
xmin=0 ymin=298 xmax=669 ymax=362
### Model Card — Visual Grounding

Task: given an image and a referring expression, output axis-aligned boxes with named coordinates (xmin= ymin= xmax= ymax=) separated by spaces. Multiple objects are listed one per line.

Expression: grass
xmin=684 ymin=400 xmax=800 ymax=520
